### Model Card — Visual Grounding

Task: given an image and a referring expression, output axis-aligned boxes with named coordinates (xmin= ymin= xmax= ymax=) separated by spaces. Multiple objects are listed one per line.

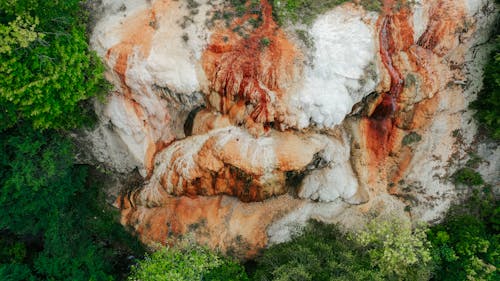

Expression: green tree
xmin=128 ymin=242 xmax=248 ymax=281
xmin=353 ymin=217 xmax=433 ymax=281
xmin=0 ymin=0 xmax=108 ymax=130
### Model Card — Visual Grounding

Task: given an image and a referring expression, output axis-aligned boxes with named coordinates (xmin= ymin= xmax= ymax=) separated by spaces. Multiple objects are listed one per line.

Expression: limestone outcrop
xmin=86 ymin=0 xmax=499 ymax=258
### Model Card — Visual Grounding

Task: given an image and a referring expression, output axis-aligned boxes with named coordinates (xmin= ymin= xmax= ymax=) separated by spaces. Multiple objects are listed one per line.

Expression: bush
xmin=128 ymin=243 xmax=248 ymax=281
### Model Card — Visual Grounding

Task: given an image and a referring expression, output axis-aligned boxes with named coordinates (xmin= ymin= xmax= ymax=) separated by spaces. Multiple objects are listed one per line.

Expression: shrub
xmin=359 ymin=0 xmax=383 ymax=11
xmin=128 ymin=243 xmax=248 ymax=281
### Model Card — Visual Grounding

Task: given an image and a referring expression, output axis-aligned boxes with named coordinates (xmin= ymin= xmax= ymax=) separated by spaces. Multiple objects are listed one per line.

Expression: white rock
xmin=289 ymin=6 xmax=378 ymax=129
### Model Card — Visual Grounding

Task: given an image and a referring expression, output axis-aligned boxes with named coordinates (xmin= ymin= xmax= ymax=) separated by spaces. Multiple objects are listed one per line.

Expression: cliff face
xmin=86 ymin=0 xmax=499 ymax=258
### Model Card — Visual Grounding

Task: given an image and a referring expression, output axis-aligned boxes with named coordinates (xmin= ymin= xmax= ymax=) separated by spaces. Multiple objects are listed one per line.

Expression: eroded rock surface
xmin=86 ymin=0 xmax=499 ymax=258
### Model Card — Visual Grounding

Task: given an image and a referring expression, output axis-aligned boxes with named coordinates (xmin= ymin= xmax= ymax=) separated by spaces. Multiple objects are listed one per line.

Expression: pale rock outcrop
xmin=85 ymin=0 xmax=499 ymax=258
xmin=289 ymin=6 xmax=379 ymax=129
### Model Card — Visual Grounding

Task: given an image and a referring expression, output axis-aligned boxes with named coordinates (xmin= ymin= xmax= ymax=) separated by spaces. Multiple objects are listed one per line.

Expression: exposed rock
xmin=85 ymin=0 xmax=499 ymax=258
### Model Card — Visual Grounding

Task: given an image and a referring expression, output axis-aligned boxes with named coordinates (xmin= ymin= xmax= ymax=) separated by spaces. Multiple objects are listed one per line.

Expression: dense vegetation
xmin=0 ymin=126 xmax=144 ymax=280
xmin=252 ymin=219 xmax=432 ymax=281
xmin=270 ymin=0 xmax=388 ymax=25
xmin=0 ymin=1 xmax=142 ymax=280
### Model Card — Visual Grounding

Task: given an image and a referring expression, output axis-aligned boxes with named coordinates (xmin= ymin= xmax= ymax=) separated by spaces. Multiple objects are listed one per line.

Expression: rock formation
xmin=85 ymin=0 xmax=499 ymax=258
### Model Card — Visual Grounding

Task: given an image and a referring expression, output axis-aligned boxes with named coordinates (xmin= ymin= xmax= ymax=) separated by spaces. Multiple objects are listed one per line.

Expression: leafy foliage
xmin=471 ymin=34 xmax=500 ymax=140
xmin=128 ymin=242 xmax=248 ymax=281
xmin=252 ymin=221 xmax=385 ymax=281
xmin=353 ymin=217 xmax=433 ymax=280
xmin=0 ymin=0 xmax=108 ymax=130
xmin=428 ymin=188 xmax=499 ymax=281
xmin=0 ymin=126 xmax=144 ymax=280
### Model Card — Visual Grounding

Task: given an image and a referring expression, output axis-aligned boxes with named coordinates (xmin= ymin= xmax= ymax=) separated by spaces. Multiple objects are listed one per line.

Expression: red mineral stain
xmin=202 ymin=0 xmax=300 ymax=129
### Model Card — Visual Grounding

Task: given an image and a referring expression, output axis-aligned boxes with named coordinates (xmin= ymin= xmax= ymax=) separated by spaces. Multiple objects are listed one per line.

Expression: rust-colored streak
xmin=365 ymin=1 xmax=414 ymax=179
xmin=363 ymin=0 xmax=469 ymax=192
xmin=371 ymin=16 xmax=404 ymax=119
xmin=202 ymin=0 xmax=300 ymax=128
xmin=366 ymin=12 xmax=405 ymax=164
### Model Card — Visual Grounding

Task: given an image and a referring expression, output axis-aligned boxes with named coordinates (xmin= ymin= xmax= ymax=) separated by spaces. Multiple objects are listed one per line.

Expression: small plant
xmin=452 ymin=167 xmax=484 ymax=186
xmin=465 ymin=153 xmax=483 ymax=169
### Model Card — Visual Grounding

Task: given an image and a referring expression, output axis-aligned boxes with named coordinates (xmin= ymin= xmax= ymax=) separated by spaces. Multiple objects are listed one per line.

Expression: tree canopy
xmin=0 ymin=0 xmax=107 ymax=130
